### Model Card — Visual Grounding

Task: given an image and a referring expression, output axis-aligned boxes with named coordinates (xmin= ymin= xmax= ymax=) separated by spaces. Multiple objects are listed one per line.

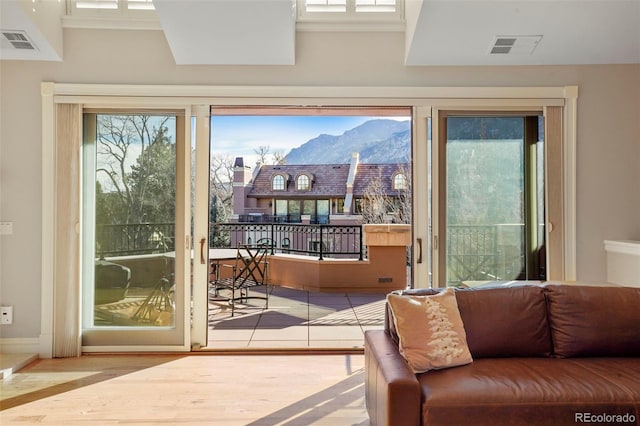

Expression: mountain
xmin=284 ymin=119 xmax=410 ymax=164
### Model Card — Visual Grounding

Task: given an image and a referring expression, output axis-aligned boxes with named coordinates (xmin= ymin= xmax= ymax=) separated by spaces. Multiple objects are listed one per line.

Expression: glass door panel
xmin=314 ymin=199 xmax=330 ymax=224
xmin=303 ymin=199 xmax=315 ymax=215
xmin=275 ymin=199 xmax=287 ymax=216
xmin=288 ymin=199 xmax=301 ymax=222
xmin=317 ymin=200 xmax=330 ymax=216
xmin=82 ymin=112 xmax=187 ymax=347
xmin=443 ymin=115 xmax=544 ymax=287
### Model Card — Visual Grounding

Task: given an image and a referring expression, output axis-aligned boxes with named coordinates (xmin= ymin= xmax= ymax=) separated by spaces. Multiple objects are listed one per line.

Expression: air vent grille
xmin=491 ymin=46 xmax=512 ymax=54
xmin=489 ymin=35 xmax=542 ymax=55
xmin=1 ymin=30 xmax=38 ymax=51
xmin=11 ymin=41 xmax=35 ymax=50
xmin=3 ymin=32 xmax=28 ymax=42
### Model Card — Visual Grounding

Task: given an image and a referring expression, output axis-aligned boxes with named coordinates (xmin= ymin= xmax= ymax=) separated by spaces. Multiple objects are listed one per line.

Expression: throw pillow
xmin=387 ymin=288 xmax=473 ymax=373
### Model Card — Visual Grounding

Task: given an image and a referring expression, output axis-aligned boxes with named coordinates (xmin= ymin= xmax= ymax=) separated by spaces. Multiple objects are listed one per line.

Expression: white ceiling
xmin=153 ymin=0 xmax=296 ymax=65
xmin=405 ymin=0 xmax=640 ymax=66
xmin=0 ymin=0 xmax=64 ymax=61
xmin=1 ymin=0 xmax=639 ymax=65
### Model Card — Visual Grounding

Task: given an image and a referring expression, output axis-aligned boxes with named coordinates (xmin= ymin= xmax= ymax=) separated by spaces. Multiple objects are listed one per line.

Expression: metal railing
xmin=236 ymin=214 xmax=330 ymax=224
xmin=237 ymin=214 xmax=302 ymax=223
xmin=96 ymin=223 xmax=175 ymax=259
xmin=209 ymin=222 xmax=363 ymax=260
xmin=446 ymin=224 xmax=525 ymax=286
xmin=95 ymin=222 xmax=526 ymax=280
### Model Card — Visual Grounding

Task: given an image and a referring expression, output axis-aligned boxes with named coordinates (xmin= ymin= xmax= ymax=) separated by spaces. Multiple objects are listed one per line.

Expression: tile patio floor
xmin=207 ymin=285 xmax=387 ymax=349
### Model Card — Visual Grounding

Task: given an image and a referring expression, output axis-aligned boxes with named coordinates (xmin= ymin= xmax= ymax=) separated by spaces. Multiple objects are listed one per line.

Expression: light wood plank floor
xmin=1 ymin=354 xmax=370 ymax=425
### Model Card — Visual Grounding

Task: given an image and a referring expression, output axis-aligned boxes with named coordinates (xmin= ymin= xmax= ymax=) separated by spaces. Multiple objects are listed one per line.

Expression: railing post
xmin=270 ymin=223 xmax=275 ymax=255
xmin=98 ymin=224 xmax=105 ymax=260
xmin=359 ymin=225 xmax=363 ymax=261
xmin=319 ymin=225 xmax=324 ymax=260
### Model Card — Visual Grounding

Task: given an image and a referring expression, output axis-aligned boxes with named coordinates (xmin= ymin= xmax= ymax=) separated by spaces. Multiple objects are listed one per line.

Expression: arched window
xmin=272 ymin=174 xmax=285 ymax=191
xmin=393 ymin=173 xmax=407 ymax=190
xmin=297 ymin=174 xmax=310 ymax=191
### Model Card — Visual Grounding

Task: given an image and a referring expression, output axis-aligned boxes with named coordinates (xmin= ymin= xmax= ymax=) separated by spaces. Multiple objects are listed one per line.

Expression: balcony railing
xmin=95 ymin=222 xmax=527 ymax=282
xmin=446 ymin=224 xmax=527 ymax=286
xmin=236 ymin=214 xmax=329 ymax=224
xmin=95 ymin=222 xmax=361 ymax=260
xmin=96 ymin=223 xmax=175 ymax=259
xmin=209 ymin=222 xmax=363 ymax=260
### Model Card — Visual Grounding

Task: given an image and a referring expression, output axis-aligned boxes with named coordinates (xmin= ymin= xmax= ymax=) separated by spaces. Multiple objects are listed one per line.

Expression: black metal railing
xmin=96 ymin=223 xmax=175 ymax=259
xmin=237 ymin=214 xmax=304 ymax=224
xmin=95 ymin=222 xmax=526 ymax=280
xmin=446 ymin=224 xmax=525 ymax=286
xmin=209 ymin=222 xmax=363 ymax=260
xmin=236 ymin=213 xmax=331 ymax=224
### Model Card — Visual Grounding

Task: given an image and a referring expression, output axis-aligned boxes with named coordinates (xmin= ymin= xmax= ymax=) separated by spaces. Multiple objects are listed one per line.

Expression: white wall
xmin=1 ymin=29 xmax=639 ymax=339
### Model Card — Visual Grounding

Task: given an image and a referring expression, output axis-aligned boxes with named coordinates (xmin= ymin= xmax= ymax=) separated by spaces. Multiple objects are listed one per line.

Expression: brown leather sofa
xmin=364 ymin=283 xmax=640 ymax=426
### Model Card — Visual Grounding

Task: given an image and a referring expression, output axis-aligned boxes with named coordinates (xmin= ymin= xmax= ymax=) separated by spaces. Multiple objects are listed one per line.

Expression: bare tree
xmin=360 ymin=163 xmax=411 ymax=224
xmin=209 ymin=154 xmax=234 ymax=223
xmin=272 ymin=149 xmax=286 ymax=165
xmin=389 ymin=162 xmax=412 ymax=224
xmin=254 ymin=145 xmax=270 ymax=165
xmin=96 ymin=114 xmax=173 ymax=225
xmin=361 ymin=169 xmax=388 ymax=224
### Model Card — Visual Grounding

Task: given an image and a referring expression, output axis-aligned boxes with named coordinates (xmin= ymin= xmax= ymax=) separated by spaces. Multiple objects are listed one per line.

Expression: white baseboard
xmin=0 ymin=338 xmax=41 ymax=354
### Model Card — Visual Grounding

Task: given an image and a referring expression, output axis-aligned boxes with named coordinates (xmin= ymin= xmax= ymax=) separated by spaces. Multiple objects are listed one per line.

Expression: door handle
xmin=200 ymin=238 xmax=206 ymax=265
xmin=417 ymin=238 xmax=423 ymax=264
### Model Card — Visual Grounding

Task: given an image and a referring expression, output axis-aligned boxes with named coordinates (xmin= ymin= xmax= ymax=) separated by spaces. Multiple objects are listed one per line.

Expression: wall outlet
xmin=1 ymin=306 xmax=13 ymax=325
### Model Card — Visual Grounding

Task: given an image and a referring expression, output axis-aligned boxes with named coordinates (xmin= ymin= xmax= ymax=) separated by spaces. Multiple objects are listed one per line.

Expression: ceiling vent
xmin=1 ymin=30 xmax=38 ymax=51
xmin=489 ymin=35 xmax=542 ymax=55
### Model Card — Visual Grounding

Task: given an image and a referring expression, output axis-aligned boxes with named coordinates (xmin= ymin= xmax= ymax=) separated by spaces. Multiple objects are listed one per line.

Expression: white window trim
xmin=272 ymin=174 xmax=287 ymax=191
xmin=297 ymin=0 xmax=403 ymax=20
xmin=69 ymin=0 xmax=155 ymax=15
xmin=296 ymin=174 xmax=312 ymax=191
xmin=296 ymin=0 xmax=405 ymax=32
xmin=64 ymin=0 xmax=161 ymax=30
xmin=42 ymin=82 xmax=577 ymax=357
xmin=392 ymin=171 xmax=408 ymax=190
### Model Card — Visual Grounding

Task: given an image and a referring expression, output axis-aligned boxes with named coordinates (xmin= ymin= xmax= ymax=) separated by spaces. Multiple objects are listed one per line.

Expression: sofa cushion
xmin=417 ymin=358 xmax=640 ymax=426
xmin=387 ymin=289 xmax=473 ymax=373
xmin=545 ymin=284 xmax=640 ymax=357
xmin=394 ymin=284 xmax=552 ymax=358
xmin=455 ymin=285 xmax=552 ymax=357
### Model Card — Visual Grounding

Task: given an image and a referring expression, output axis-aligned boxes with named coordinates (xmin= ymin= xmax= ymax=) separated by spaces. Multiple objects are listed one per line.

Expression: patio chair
xmin=215 ymin=244 xmax=269 ymax=316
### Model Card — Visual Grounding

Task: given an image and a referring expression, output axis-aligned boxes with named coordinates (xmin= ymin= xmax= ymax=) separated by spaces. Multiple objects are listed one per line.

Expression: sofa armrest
xmin=365 ymin=329 xmax=421 ymax=426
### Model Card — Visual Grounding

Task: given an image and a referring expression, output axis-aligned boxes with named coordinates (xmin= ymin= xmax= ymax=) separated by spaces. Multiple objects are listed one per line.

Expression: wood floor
xmin=0 ymin=354 xmax=370 ymax=425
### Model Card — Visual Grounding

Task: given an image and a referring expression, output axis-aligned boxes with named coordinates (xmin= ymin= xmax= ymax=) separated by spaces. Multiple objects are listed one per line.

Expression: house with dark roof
xmin=232 ymin=153 xmax=410 ymax=224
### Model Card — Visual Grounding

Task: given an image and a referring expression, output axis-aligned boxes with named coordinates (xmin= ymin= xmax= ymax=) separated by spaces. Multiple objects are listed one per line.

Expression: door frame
xmin=41 ymin=83 xmax=577 ymax=355
xmin=432 ymin=109 xmax=548 ymax=287
xmin=79 ymin=109 xmax=192 ymax=350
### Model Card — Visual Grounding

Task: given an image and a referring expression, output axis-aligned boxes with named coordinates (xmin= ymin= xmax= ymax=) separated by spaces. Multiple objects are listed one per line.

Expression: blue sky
xmin=210 ymin=115 xmax=409 ymax=163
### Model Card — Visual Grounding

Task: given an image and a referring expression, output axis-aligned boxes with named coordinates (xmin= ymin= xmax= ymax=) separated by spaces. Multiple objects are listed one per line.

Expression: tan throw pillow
xmin=387 ymin=288 xmax=473 ymax=373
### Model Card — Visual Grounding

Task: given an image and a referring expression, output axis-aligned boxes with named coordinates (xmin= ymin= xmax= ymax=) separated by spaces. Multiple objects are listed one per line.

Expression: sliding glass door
xmin=81 ymin=111 xmax=190 ymax=348
xmin=436 ymin=113 xmax=545 ymax=287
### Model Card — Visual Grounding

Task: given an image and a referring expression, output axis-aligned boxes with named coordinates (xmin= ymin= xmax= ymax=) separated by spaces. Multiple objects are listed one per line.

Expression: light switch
xmin=0 ymin=222 xmax=13 ymax=235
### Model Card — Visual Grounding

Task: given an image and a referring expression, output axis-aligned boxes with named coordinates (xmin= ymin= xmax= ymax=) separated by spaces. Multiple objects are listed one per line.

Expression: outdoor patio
xmin=206 ymin=286 xmax=387 ymax=350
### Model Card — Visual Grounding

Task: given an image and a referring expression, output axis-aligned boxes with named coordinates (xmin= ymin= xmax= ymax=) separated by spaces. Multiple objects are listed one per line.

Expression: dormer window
xmin=272 ymin=174 xmax=286 ymax=191
xmin=393 ymin=172 xmax=407 ymax=190
xmin=296 ymin=174 xmax=311 ymax=191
